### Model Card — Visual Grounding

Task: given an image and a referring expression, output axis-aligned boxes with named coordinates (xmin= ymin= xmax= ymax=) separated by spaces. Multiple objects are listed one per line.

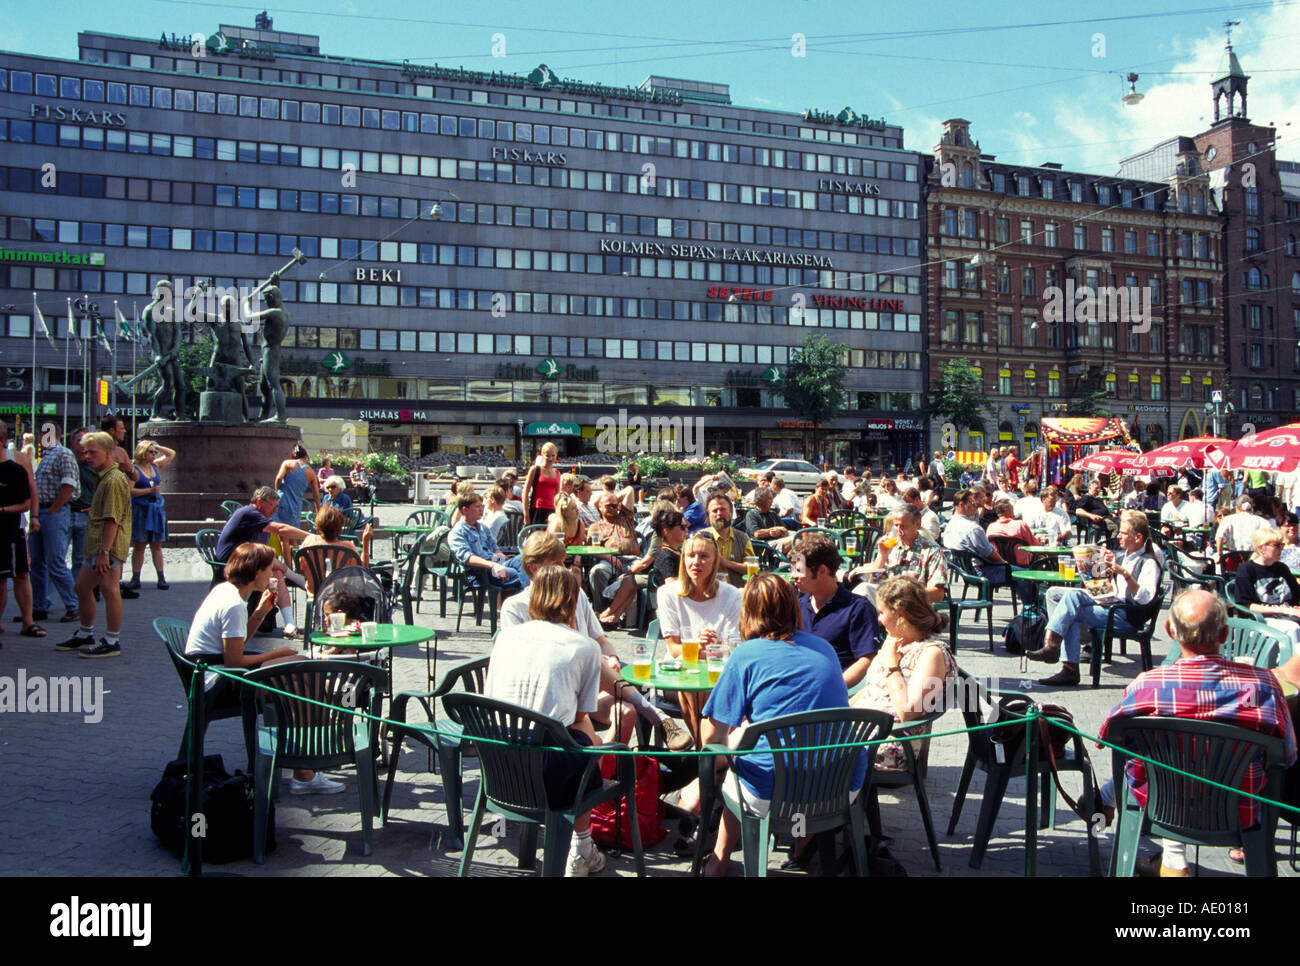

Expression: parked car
xmin=736 ymin=459 xmax=825 ymax=490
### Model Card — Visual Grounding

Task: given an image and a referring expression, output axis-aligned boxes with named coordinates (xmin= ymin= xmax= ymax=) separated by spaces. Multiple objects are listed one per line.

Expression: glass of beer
xmin=1057 ymin=558 xmax=1068 ymax=578
xmin=745 ymin=555 xmax=759 ymax=579
xmin=681 ymin=638 xmax=701 ymax=664
xmin=845 ymin=532 xmax=858 ymax=554
xmin=632 ymin=641 xmax=652 ymax=681
xmin=706 ymin=644 xmax=729 ymax=685
xmin=879 ymin=534 xmax=898 ymax=553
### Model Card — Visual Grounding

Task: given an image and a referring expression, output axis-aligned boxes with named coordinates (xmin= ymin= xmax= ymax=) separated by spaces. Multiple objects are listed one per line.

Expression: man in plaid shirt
xmin=1100 ymin=589 xmax=1296 ymax=875
xmin=28 ymin=427 xmax=80 ymax=623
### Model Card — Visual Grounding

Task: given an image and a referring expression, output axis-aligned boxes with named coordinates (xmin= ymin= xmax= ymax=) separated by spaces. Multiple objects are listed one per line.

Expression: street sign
xmin=1212 ymin=390 xmax=1223 ymax=404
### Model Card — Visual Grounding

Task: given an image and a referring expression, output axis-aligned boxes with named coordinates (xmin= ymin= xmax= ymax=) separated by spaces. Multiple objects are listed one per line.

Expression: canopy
xmin=1069 ymin=449 xmax=1145 ymax=475
xmin=1214 ymin=423 xmax=1300 ymax=473
xmin=1043 ymin=417 xmax=1134 ymax=483
xmin=1130 ymin=436 xmax=1233 ymax=472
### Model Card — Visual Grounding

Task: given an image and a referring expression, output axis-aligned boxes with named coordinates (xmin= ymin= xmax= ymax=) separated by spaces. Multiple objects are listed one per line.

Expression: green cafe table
xmin=1018 ymin=545 xmax=1078 ymax=557
xmin=374 ymin=524 xmax=435 ymax=556
xmin=307 ymin=623 xmax=438 ymax=695
xmin=622 ymin=659 xmax=715 ymax=749
xmin=1011 ymin=568 xmax=1083 ymax=609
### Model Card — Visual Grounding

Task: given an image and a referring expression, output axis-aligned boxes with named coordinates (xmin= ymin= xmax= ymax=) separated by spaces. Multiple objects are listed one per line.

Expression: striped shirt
xmin=1100 ymin=654 xmax=1297 ymax=827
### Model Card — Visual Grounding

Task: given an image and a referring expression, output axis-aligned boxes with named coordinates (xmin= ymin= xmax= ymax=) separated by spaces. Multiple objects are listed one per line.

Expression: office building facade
xmin=0 ymin=19 xmax=926 ymax=466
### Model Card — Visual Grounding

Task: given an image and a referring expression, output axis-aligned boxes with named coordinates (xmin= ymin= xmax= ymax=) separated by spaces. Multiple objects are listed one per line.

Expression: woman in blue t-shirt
xmin=699 ymin=572 xmax=865 ymax=876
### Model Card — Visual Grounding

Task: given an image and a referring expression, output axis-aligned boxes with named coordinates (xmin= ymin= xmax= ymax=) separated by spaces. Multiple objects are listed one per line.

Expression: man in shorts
xmin=0 ymin=421 xmax=44 ymax=638
xmin=56 ymin=431 xmax=131 ymax=658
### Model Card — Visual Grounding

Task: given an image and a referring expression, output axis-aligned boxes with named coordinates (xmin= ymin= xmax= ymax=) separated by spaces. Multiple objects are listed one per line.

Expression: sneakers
xmin=80 ymin=638 xmax=121 ymax=659
xmin=565 ymin=846 xmax=607 ymax=877
xmin=661 ymin=718 xmax=695 ymax=753
xmin=156 ymin=578 xmax=169 ymax=590
xmin=55 ymin=633 xmax=95 ymax=652
xmin=289 ymin=772 xmax=346 ymax=795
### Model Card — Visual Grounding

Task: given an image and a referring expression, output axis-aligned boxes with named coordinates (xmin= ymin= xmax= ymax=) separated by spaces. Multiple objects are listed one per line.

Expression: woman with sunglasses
xmin=1234 ymin=527 xmax=1300 ymax=649
xmin=124 ymin=440 xmax=176 ymax=592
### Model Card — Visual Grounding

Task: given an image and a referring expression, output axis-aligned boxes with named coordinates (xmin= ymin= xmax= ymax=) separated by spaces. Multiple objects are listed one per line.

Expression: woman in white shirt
xmin=1159 ymin=485 xmax=1191 ymax=533
xmin=656 ymin=531 xmax=741 ymax=740
xmin=184 ymin=542 xmax=341 ymax=795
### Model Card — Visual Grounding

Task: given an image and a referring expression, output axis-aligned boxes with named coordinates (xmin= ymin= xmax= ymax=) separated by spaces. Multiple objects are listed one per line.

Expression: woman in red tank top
xmin=523 ymin=441 xmax=561 ymax=525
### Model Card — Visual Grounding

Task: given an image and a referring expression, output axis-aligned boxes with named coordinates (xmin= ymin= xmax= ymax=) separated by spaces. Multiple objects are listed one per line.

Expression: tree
xmin=776 ymin=333 xmax=848 ymax=463
xmin=1064 ymin=388 xmax=1113 ymax=418
xmin=924 ymin=359 xmax=991 ymax=442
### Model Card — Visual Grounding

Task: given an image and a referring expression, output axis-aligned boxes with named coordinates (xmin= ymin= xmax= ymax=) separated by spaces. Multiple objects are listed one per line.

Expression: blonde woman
xmin=546 ymin=491 xmax=587 ymax=546
xmin=125 ymin=439 xmax=176 ymax=591
xmin=656 ymin=531 xmax=742 ymax=741
xmin=851 ymin=576 xmax=956 ymax=770
xmin=446 ymin=479 xmax=476 ymax=528
xmin=522 ymin=441 xmax=561 ymax=526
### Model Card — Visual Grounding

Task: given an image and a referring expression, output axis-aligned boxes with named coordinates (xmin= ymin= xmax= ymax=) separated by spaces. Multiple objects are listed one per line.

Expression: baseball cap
xmin=683 ymin=501 xmax=708 ymax=535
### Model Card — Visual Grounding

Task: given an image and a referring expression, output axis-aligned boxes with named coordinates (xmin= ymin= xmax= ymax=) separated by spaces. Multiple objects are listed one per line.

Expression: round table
xmin=1018 ymin=545 xmax=1078 ymax=556
xmin=620 ymin=661 xmax=715 ymax=692
xmin=564 ymin=544 xmax=626 ymax=557
xmin=1011 ymin=569 xmax=1082 ymax=608
xmin=308 ymin=623 xmax=435 ymax=651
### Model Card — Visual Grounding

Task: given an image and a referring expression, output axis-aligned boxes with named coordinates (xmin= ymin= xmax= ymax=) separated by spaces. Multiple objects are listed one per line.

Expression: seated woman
xmin=850 ymin=576 xmax=956 ymax=771
xmin=801 ymin=479 xmax=831 ymax=528
xmin=1233 ymin=527 xmax=1300 ymax=650
xmin=317 ymin=456 xmax=335 ymax=483
xmin=321 ymin=476 xmax=354 ymax=512
xmin=546 ymin=491 xmax=587 ymax=546
xmin=184 ymin=542 xmax=342 ymax=795
xmin=656 ymin=531 xmax=742 ymax=743
xmin=1026 ymin=510 xmax=1162 ymax=686
xmin=848 ymin=505 xmax=947 ymax=604
xmin=298 ymin=505 xmax=372 ymax=591
xmin=1280 ymin=513 xmax=1300 ymax=571
xmin=700 ymin=572 xmax=865 ymax=876
xmin=598 ymin=507 xmax=686 ymax=628
xmin=349 ymin=461 xmax=372 ymax=503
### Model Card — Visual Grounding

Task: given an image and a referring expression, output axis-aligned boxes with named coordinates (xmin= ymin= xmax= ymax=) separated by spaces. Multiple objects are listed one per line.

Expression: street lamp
xmin=1204 ymin=396 xmax=1234 ymax=437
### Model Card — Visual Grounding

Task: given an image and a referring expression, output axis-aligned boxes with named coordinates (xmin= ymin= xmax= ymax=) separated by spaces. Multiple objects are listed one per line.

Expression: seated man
xmin=902 ymin=486 xmax=941 ymax=542
xmin=1101 ymin=589 xmax=1296 ymax=876
xmin=708 ymin=491 xmax=754 ymax=588
xmin=850 ymin=505 xmax=947 ymax=605
xmin=770 ymin=476 xmax=802 ymax=530
xmin=1217 ymin=496 xmax=1269 ymax=564
xmin=1027 ymin=510 xmax=1161 ymax=686
xmin=573 ymin=477 xmax=601 ymax=527
xmin=743 ymin=487 xmax=793 ymax=554
xmin=942 ymin=488 xmax=1024 ymax=600
xmin=481 ymin=485 xmax=511 ymax=542
xmin=1027 ymin=486 xmax=1073 ymax=544
xmin=586 ymin=492 xmax=642 ymax=604
xmin=1013 ymin=479 xmax=1043 ymax=521
xmin=447 ymin=491 xmax=522 ymax=598
xmin=1072 ymin=479 xmax=1116 ymax=538
xmin=486 ymin=564 xmax=608 ymax=877
xmin=792 ymin=534 xmax=878 ymax=688
xmin=215 ymin=485 xmax=309 ymax=637
xmin=502 ymin=531 xmax=689 ymax=750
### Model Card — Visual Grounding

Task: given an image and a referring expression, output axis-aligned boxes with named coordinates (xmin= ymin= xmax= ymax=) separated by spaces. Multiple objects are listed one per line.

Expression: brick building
xmin=927 ymin=118 xmax=1225 ymax=457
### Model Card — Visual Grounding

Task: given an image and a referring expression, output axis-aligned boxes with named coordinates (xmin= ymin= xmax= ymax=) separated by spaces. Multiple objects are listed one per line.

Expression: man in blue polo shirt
xmin=448 ymin=491 xmax=523 ymax=595
xmin=792 ymin=533 xmax=878 ymax=687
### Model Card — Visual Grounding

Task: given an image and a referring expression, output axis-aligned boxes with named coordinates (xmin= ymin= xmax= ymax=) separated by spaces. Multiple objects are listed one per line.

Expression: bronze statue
xmin=140 ymin=280 xmax=188 ymax=421
xmin=242 ymin=249 xmax=306 ymax=424
xmin=189 ymin=281 xmax=255 ymax=417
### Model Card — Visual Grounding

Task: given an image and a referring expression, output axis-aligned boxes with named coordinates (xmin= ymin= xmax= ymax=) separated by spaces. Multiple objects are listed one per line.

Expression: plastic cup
xmin=681 ymin=639 xmax=700 ymax=664
xmin=745 ymin=555 xmax=759 ymax=578
xmin=360 ymin=621 xmax=378 ymax=644
xmin=329 ymin=611 xmax=346 ymax=632
xmin=845 ymin=533 xmax=858 ymax=553
xmin=706 ymin=644 xmax=728 ymax=685
xmin=632 ymin=641 xmax=652 ymax=680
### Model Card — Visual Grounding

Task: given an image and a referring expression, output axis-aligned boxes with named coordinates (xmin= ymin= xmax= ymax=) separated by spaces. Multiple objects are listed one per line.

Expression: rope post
xmin=1024 ymin=706 xmax=1039 ymax=878
xmin=183 ymin=662 xmax=206 ymax=877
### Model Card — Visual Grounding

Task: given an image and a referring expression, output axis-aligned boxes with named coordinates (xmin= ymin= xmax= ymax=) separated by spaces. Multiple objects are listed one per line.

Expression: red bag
xmin=589 ymin=754 xmax=666 ymax=850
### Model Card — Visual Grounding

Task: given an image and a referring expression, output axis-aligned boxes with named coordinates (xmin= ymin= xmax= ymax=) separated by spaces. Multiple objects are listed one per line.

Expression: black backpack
xmin=1002 ymin=605 xmax=1047 ymax=655
xmin=150 ymin=754 xmax=274 ymax=864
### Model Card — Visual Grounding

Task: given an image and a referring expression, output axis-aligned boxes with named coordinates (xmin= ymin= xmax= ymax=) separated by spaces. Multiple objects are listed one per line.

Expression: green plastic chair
xmin=943 ymin=556 xmax=995 ymax=652
xmin=382 ymin=657 xmax=488 ymax=847
xmin=1088 ymin=589 xmax=1168 ymax=688
xmin=1162 ymin=618 xmax=1290 ymax=669
xmin=220 ymin=500 xmax=242 ymax=520
xmin=443 ymin=692 xmax=645 ymax=877
xmin=195 ymin=529 xmax=227 ymax=588
xmin=1223 ymin=580 xmax=1261 ymax=622
xmin=794 ymin=527 xmax=833 ymax=543
xmin=1107 ymin=716 xmax=1287 ymax=877
xmin=748 ymin=539 xmax=789 ymax=572
xmin=866 ymin=710 xmax=946 ymax=871
xmin=691 ymin=707 xmax=893 ymax=877
xmin=825 ymin=509 xmax=864 ymax=530
xmin=406 ymin=508 xmax=443 ymax=528
xmin=245 ymin=659 xmax=388 ymax=862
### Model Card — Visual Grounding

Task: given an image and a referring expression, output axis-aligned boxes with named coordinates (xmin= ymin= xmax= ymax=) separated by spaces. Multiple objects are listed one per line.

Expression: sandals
xmin=20 ymin=624 xmax=47 ymax=638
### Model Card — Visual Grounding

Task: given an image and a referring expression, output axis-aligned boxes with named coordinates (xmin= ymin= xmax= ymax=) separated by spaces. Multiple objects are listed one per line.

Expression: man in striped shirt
xmin=1100 ymin=589 xmax=1296 ymax=876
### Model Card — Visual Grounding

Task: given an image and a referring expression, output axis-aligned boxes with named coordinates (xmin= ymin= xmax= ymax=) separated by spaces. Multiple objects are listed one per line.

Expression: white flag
xmin=32 ymin=293 xmax=56 ymax=349
xmin=115 ymin=303 xmax=134 ymax=343
xmin=66 ymin=299 xmax=82 ymax=356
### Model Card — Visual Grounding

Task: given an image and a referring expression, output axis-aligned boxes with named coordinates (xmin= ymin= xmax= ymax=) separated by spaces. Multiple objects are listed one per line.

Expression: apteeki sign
xmin=801 ymin=106 xmax=888 ymax=132
xmin=399 ymin=62 xmax=683 ymax=106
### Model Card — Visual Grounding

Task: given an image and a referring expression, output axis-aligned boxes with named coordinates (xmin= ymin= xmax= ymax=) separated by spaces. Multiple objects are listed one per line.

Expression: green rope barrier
xmin=200 ymin=662 xmax=1036 ymax=757
xmin=1050 ymin=717 xmax=1300 ymax=817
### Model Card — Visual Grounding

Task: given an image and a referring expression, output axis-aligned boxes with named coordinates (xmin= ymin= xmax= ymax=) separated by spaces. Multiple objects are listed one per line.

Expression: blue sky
xmin=6 ymin=0 xmax=1300 ymax=172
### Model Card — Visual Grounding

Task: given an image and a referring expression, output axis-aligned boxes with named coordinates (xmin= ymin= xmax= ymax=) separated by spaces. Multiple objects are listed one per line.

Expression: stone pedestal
xmin=198 ymin=391 xmax=246 ymax=425
xmin=142 ymin=420 xmax=300 ymax=526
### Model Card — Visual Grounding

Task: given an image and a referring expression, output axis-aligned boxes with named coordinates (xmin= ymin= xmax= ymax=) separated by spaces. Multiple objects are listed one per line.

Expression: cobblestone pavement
xmin=0 ymin=503 xmax=1280 ymax=877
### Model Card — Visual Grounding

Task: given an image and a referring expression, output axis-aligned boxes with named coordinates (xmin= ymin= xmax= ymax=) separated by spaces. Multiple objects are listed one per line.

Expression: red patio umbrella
xmin=1129 ymin=436 xmax=1233 ymax=472
xmin=1069 ymin=449 xmax=1144 ymax=474
xmin=1214 ymin=423 xmax=1300 ymax=473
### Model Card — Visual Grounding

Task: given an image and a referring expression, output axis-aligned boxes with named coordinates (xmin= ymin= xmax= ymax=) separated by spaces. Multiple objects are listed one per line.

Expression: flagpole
xmin=111 ymin=300 xmax=119 ymax=413
xmin=62 ymin=302 xmax=71 ymax=437
xmin=131 ymin=301 xmax=138 ymax=440
xmin=30 ymin=292 xmax=37 ymax=438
